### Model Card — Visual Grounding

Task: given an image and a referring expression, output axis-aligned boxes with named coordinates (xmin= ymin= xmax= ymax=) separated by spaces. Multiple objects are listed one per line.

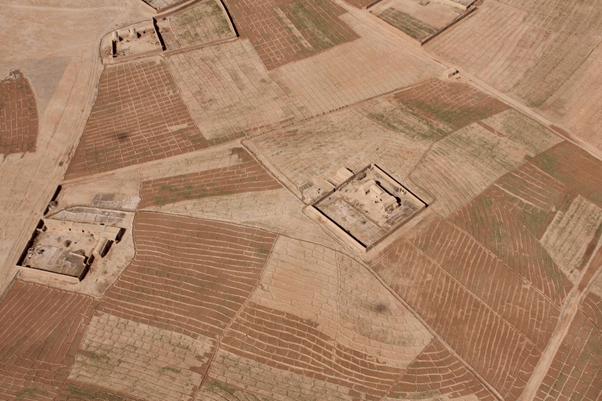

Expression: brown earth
xmin=221 ymin=301 xmax=403 ymax=398
xmin=385 ymin=339 xmax=497 ymax=400
xmin=98 ymin=212 xmax=277 ymax=340
xmin=582 ymin=292 xmax=602 ymax=329
xmin=372 ymin=236 xmax=541 ymax=399
xmin=530 ymin=141 xmax=602 ymax=208
xmin=0 ymin=281 xmax=96 ymax=401
xmin=0 ymin=71 xmax=38 ymax=155
xmin=56 ymin=381 xmax=145 ymax=401
xmin=138 ymin=147 xmax=282 ymax=208
xmin=2 ymin=0 xmax=602 ymax=400
xmin=449 ymin=185 xmax=572 ymax=305
xmin=223 ymin=0 xmax=359 ymax=70
xmin=393 ymin=78 xmax=509 ymax=129
xmin=533 ymin=312 xmax=602 ymax=401
xmin=425 ymin=0 xmax=602 ymax=154
xmin=342 ymin=0 xmax=373 ymax=9
xmin=65 ymin=58 xmax=208 ymax=179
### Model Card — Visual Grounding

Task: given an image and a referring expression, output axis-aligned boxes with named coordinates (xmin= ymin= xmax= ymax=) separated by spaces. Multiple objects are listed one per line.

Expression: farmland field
xmin=2 ymin=0 xmax=602 ymax=400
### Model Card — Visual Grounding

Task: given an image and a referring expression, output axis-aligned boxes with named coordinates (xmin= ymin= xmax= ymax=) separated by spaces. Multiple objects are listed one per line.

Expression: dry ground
xmin=425 ymin=0 xmax=602 ymax=155
xmin=1 ymin=0 xmax=602 ymax=400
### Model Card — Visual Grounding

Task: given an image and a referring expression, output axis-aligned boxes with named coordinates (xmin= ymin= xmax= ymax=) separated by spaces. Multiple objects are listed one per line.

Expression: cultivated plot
xmin=211 ymin=236 xmax=434 ymax=399
xmin=250 ymin=103 xmax=439 ymax=196
xmin=410 ymin=123 xmax=526 ymax=216
xmin=166 ymin=40 xmax=308 ymax=141
xmin=0 ymin=70 xmax=38 ymax=155
xmin=533 ymin=312 xmax=602 ymax=401
xmin=530 ymin=142 xmax=602 ymax=208
xmin=138 ymin=147 xmax=282 ymax=208
xmin=450 ymin=186 xmax=573 ymax=305
xmin=0 ymin=281 xmax=96 ymax=400
xmin=69 ymin=313 xmax=211 ymax=401
xmin=372 ymin=237 xmax=542 ymax=400
xmin=98 ymin=212 xmax=277 ymax=340
xmin=426 ymin=0 xmax=602 ymax=151
xmin=169 ymin=0 xmax=233 ymax=47
xmin=66 ymin=58 xmax=207 ymax=179
xmin=384 ymin=339 xmax=496 ymax=401
xmin=583 ymin=275 xmax=602 ymax=329
xmin=224 ymin=0 xmax=359 ymax=70
xmin=273 ymin=15 xmax=443 ymax=117
xmin=56 ymin=381 xmax=143 ymax=401
xmin=136 ymin=146 xmax=343 ymax=248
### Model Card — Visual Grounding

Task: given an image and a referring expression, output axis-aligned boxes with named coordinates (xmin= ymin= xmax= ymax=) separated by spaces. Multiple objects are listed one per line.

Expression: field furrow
xmin=384 ymin=339 xmax=496 ymax=401
xmin=410 ymin=123 xmax=526 ymax=216
xmin=534 ymin=312 xmax=602 ymax=400
xmin=373 ymin=239 xmax=541 ymax=398
xmin=409 ymin=215 xmax=561 ymax=348
xmin=450 ymin=187 xmax=572 ymax=304
xmin=0 ymin=282 xmax=96 ymax=400
xmin=66 ymin=59 xmax=207 ymax=179
xmin=139 ymin=147 xmax=281 ymax=208
xmin=98 ymin=212 xmax=277 ymax=340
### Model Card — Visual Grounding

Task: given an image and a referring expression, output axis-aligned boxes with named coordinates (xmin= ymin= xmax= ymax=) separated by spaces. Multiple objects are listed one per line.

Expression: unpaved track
xmin=332 ymin=4 xmax=602 ymax=400
xmin=0 ymin=0 xmax=154 ymax=294
xmin=520 ymin=239 xmax=602 ymax=400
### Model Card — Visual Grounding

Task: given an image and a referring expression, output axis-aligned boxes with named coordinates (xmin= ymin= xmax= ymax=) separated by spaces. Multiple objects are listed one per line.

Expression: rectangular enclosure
xmin=312 ymin=164 xmax=427 ymax=250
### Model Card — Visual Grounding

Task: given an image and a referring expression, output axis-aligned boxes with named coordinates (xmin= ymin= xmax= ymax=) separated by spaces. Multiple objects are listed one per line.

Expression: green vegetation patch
xmin=531 ymin=143 xmax=602 ymax=209
xmin=390 ymin=390 xmax=441 ymax=399
xmin=153 ymin=183 xmax=230 ymax=206
xmin=366 ymin=105 xmax=451 ymax=141
xmin=520 ymin=207 xmax=549 ymax=236
xmin=15 ymin=388 xmax=47 ymax=400
xmin=159 ymin=366 xmax=181 ymax=374
xmin=377 ymin=8 xmax=437 ymax=41
xmin=88 ymin=351 xmax=111 ymax=364
xmin=403 ymin=99 xmax=495 ymax=129
xmin=208 ymin=378 xmax=239 ymax=395
xmin=481 ymin=109 xmax=562 ymax=157
xmin=283 ymin=0 xmax=356 ymax=52
xmin=62 ymin=384 xmax=125 ymax=401
xmin=173 ymin=1 xmax=232 ymax=46
xmin=255 ymin=246 xmax=270 ymax=255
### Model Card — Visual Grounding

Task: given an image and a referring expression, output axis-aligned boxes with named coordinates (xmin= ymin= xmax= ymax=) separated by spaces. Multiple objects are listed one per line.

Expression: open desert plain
xmin=1 ymin=0 xmax=602 ymax=400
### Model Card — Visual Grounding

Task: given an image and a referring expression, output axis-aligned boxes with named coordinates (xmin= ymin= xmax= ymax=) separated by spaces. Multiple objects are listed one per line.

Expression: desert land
xmin=1 ymin=0 xmax=602 ymax=400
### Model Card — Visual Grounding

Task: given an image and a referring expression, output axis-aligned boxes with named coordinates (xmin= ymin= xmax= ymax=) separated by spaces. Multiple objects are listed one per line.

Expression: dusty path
xmin=0 ymin=0 xmax=154 ymax=294
xmin=519 ymin=238 xmax=602 ymax=400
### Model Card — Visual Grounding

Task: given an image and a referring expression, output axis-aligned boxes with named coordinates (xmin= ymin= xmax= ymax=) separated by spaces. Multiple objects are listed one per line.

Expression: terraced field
xmin=223 ymin=0 xmax=359 ymax=70
xmin=384 ymin=340 xmax=497 ymax=400
xmin=98 ymin=212 xmax=277 ymax=339
xmin=66 ymin=59 xmax=208 ymax=179
xmin=0 ymin=282 xmax=96 ymax=400
xmin=372 ymin=237 xmax=542 ymax=399
xmin=138 ymin=147 xmax=281 ymax=207
xmin=3 ymin=0 xmax=602 ymax=400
